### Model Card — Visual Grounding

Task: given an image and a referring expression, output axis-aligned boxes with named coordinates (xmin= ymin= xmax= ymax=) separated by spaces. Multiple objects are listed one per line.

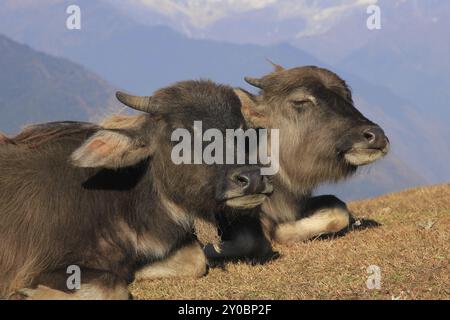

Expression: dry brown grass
xmin=130 ymin=184 xmax=450 ymax=300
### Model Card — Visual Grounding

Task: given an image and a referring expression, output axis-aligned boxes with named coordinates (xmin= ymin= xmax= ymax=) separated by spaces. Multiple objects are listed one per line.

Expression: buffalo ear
xmin=71 ymin=129 xmax=153 ymax=169
xmin=234 ymin=88 xmax=268 ymax=128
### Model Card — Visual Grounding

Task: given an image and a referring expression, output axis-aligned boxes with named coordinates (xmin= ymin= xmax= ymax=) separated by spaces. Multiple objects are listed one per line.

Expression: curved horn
xmin=266 ymin=59 xmax=285 ymax=72
xmin=116 ymin=91 xmax=153 ymax=113
xmin=244 ymin=77 xmax=264 ymax=89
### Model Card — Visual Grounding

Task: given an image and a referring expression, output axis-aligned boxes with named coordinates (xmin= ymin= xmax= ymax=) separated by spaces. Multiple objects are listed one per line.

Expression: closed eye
xmin=291 ymin=99 xmax=315 ymax=109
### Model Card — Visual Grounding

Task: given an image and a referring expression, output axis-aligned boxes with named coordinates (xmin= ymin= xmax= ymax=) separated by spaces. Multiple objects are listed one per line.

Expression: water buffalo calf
xmin=0 ymin=80 xmax=272 ymax=299
xmin=205 ymin=64 xmax=390 ymax=264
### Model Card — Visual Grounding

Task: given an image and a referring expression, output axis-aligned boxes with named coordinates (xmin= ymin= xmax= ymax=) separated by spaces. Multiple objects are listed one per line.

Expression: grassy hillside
xmin=131 ymin=184 xmax=450 ymax=300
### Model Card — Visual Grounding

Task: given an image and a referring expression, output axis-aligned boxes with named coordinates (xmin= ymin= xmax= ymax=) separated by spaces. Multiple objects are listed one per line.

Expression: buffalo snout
xmin=362 ymin=126 xmax=389 ymax=151
xmin=230 ymin=167 xmax=273 ymax=196
xmin=218 ymin=166 xmax=273 ymax=210
xmin=342 ymin=124 xmax=390 ymax=166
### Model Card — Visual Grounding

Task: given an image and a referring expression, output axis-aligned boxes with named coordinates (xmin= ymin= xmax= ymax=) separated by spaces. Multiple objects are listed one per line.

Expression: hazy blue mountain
xmin=106 ymin=0 xmax=309 ymax=47
xmin=294 ymin=0 xmax=450 ymax=181
xmin=0 ymin=0 xmax=438 ymax=199
xmin=333 ymin=1 xmax=450 ymax=119
xmin=0 ymin=34 xmax=117 ymax=134
xmin=104 ymin=0 xmax=450 ymax=186
xmin=0 ymin=35 xmax=425 ymax=201
xmin=0 ymin=0 xmax=321 ymax=93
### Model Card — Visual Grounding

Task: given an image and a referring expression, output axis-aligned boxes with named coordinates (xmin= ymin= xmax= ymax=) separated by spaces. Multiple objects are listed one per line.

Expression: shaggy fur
xmin=206 ymin=65 xmax=389 ymax=264
xmin=0 ymin=80 xmax=269 ymax=299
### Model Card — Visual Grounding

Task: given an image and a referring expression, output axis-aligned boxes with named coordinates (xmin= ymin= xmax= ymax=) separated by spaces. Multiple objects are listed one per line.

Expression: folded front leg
xmin=135 ymin=241 xmax=207 ymax=281
xmin=273 ymin=195 xmax=351 ymax=244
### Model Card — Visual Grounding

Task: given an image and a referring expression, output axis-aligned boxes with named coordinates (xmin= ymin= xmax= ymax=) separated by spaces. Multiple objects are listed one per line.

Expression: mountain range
xmin=0 ymin=0 xmax=444 ymax=200
xmin=0 ymin=34 xmax=117 ymax=134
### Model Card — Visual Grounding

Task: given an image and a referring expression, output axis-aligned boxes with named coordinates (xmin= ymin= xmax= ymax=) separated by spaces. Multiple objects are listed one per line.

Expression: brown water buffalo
xmin=0 ymin=80 xmax=272 ymax=299
xmin=204 ymin=64 xmax=390 ymax=265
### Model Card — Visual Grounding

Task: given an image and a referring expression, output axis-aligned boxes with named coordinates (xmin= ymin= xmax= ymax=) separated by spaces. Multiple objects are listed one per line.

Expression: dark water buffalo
xmin=0 ymin=80 xmax=272 ymax=299
xmin=205 ymin=64 xmax=390 ymax=264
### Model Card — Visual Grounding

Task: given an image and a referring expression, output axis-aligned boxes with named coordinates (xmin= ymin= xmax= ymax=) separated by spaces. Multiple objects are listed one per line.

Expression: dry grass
xmin=131 ymin=184 xmax=450 ymax=300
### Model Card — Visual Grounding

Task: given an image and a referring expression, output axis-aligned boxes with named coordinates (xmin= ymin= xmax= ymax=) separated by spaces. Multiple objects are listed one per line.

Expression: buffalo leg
xmin=204 ymin=214 xmax=279 ymax=267
xmin=273 ymin=195 xmax=351 ymax=244
xmin=134 ymin=241 xmax=207 ymax=280
xmin=10 ymin=269 xmax=130 ymax=300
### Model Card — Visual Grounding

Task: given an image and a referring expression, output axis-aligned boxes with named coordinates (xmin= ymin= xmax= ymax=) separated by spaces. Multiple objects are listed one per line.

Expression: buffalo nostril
xmin=234 ymin=174 xmax=250 ymax=188
xmin=363 ymin=130 xmax=376 ymax=144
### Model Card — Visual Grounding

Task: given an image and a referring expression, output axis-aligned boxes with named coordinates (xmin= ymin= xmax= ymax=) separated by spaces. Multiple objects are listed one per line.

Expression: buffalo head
xmin=71 ymin=81 xmax=272 ymax=217
xmin=235 ymin=64 xmax=389 ymax=191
